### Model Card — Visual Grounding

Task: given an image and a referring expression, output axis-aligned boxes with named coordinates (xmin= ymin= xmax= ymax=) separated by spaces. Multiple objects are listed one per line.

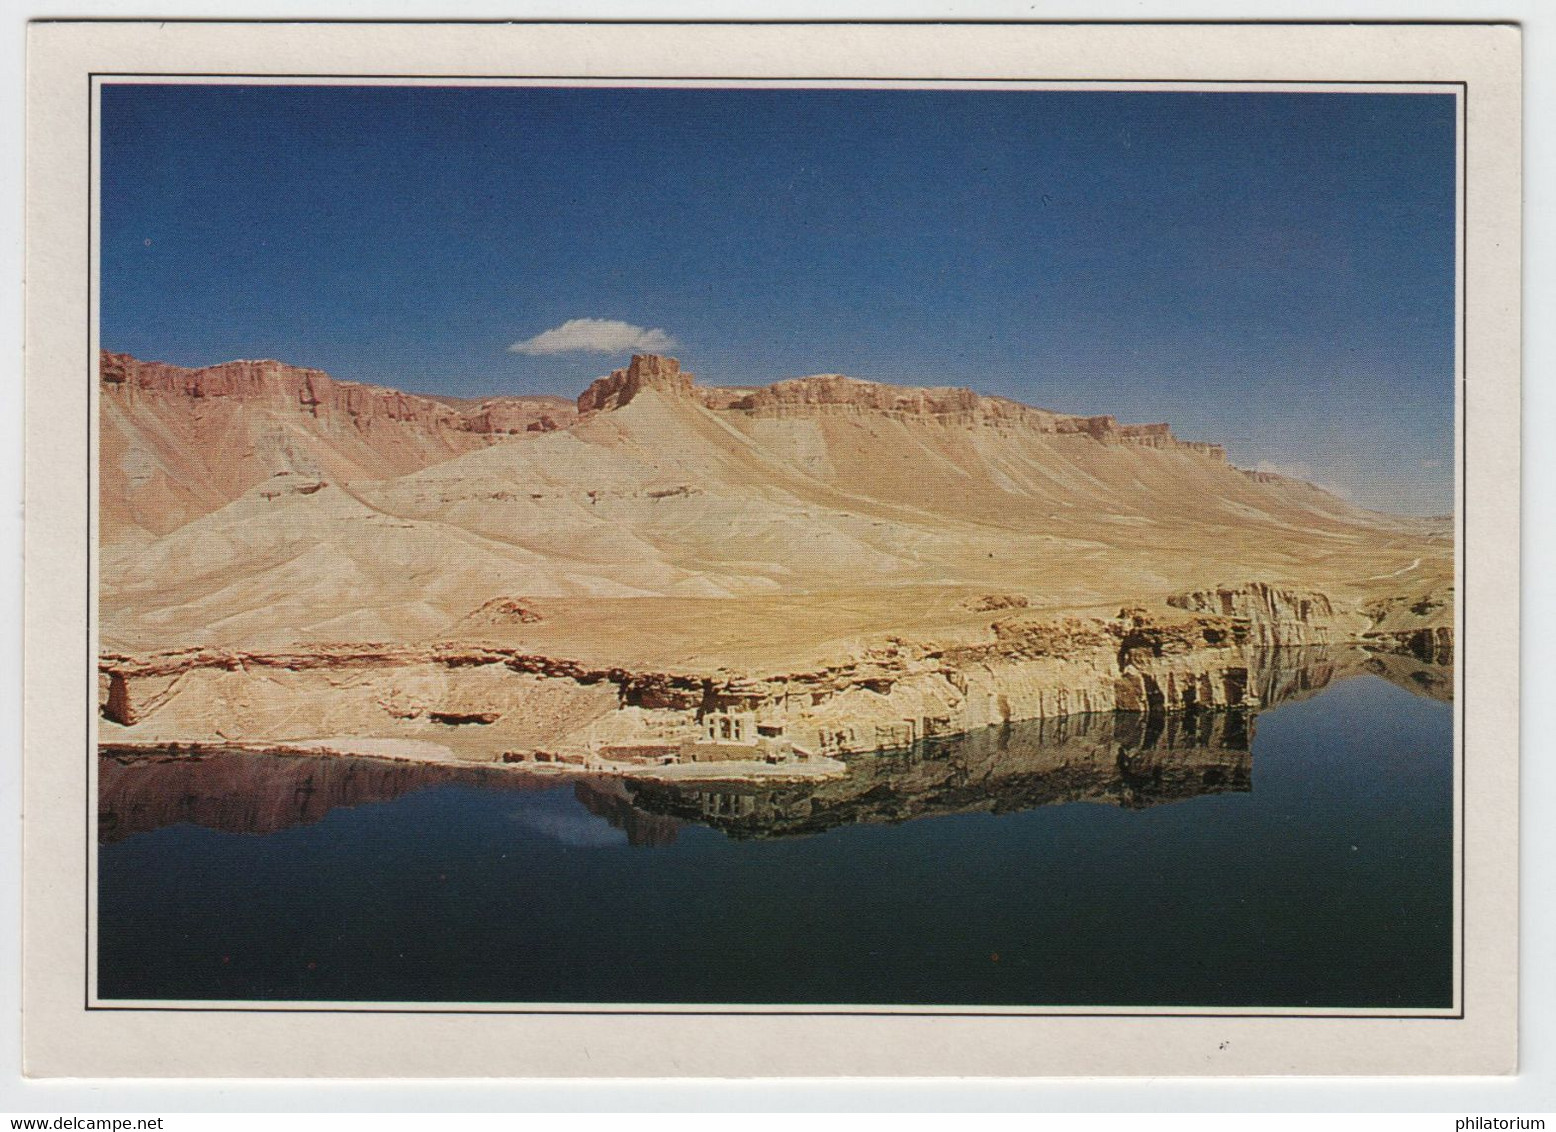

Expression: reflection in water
xmin=98 ymin=645 xmax=1447 ymax=846
xmin=614 ymin=709 xmax=1253 ymax=842
xmin=95 ymin=655 xmax=1455 ymax=1007
xmin=570 ymin=778 xmax=684 ymax=847
xmin=96 ymin=751 xmax=554 ymax=843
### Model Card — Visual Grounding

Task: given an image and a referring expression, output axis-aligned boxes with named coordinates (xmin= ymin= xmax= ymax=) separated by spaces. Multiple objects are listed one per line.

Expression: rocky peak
xmin=576 ymin=354 xmax=696 ymax=414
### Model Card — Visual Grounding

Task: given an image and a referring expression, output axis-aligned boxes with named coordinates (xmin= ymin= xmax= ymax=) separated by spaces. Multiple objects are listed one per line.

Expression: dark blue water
xmin=96 ymin=673 xmax=1453 ymax=1007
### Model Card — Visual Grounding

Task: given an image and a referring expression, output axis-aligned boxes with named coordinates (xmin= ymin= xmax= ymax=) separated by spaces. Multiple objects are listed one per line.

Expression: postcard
xmin=22 ymin=20 xmax=1521 ymax=1077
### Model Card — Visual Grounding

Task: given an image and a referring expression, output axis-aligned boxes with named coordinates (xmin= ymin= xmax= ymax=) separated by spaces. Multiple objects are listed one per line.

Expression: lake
xmin=96 ymin=660 xmax=1454 ymax=1009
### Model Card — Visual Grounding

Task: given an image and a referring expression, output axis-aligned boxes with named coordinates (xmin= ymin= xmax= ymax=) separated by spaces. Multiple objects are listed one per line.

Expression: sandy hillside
xmin=99 ymin=350 xmax=1452 ymax=672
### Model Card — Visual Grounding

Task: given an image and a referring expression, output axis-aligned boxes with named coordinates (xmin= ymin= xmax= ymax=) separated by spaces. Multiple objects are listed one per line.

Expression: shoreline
xmin=98 ymin=736 xmax=851 ymax=785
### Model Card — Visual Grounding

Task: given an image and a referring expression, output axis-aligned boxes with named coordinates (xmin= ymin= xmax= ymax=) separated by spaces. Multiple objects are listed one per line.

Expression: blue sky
xmin=100 ymin=85 xmax=1457 ymax=514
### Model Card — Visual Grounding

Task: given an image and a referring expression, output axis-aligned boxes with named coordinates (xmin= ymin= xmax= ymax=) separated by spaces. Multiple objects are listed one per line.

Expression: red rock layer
xmin=101 ymin=351 xmax=575 ymax=436
xmin=99 ymin=350 xmax=576 ymax=539
xmin=591 ymin=359 xmax=1228 ymax=460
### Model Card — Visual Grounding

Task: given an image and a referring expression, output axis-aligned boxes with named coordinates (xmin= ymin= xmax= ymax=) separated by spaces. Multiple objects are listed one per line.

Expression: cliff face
xmin=99 ymin=640 xmax=1442 ymax=847
xmin=99 ymin=350 xmax=574 ymax=540
xmin=96 ymin=586 xmax=1433 ymax=763
xmin=102 ymin=351 xmax=574 ymax=436
xmin=1166 ymin=583 xmax=1341 ymax=648
xmin=575 ymin=357 xmax=1228 ymax=459
xmin=97 ymin=698 xmax=1252 ymax=844
xmin=577 ymin=354 xmax=696 ymax=413
xmin=695 ymin=372 xmax=1226 ymax=459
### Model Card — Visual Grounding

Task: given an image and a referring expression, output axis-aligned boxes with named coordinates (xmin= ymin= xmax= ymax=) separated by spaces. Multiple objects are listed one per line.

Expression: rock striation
xmin=102 ymin=351 xmax=575 ymax=436
xmin=99 ymin=350 xmax=576 ymax=540
xmin=573 ymin=356 xmax=1227 ymax=458
xmin=1166 ymin=583 xmax=1338 ymax=648
xmin=699 ymin=371 xmax=1226 ymax=458
xmin=96 ymin=585 xmax=1441 ymax=766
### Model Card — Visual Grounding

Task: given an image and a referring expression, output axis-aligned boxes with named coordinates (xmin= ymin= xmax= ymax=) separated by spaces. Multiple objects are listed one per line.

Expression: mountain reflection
xmin=96 ymin=750 xmax=556 ymax=843
xmin=98 ymin=646 xmax=1447 ymax=845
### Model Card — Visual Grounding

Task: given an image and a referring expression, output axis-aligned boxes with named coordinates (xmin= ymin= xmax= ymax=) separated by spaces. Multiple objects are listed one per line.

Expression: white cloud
xmin=508 ymin=318 xmax=678 ymax=356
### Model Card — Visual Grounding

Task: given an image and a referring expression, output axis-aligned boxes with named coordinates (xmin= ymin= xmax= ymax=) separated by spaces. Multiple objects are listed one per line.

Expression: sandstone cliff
xmin=100 ymin=350 xmax=575 ymax=539
xmin=102 ymin=351 xmax=574 ymax=435
xmin=704 ymin=372 xmax=1227 ymax=460
xmin=96 ymin=590 xmax=1440 ymax=765
xmin=578 ymin=357 xmax=1229 ymax=461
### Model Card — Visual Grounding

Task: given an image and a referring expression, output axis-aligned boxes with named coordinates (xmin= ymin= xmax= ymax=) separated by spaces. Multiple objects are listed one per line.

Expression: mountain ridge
xmin=96 ymin=346 xmax=1451 ymax=658
xmin=102 ymin=346 xmax=1386 ymax=545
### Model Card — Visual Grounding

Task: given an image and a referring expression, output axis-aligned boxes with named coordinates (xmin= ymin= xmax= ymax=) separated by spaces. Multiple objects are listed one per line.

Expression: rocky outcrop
xmin=576 ymin=354 xmax=696 ymax=413
xmin=1358 ymin=585 xmax=1455 ymax=665
xmin=1362 ymin=626 xmax=1455 ymax=666
xmin=99 ymin=350 xmax=579 ymax=541
xmin=698 ymin=371 xmax=1227 ymax=459
xmin=958 ymin=593 xmax=1031 ymax=613
xmin=714 ymin=374 xmax=996 ymax=419
xmin=569 ymin=354 xmax=1227 ymax=459
xmin=102 ymin=351 xmax=574 ymax=436
xmin=461 ymin=403 xmax=570 ymax=434
xmin=96 ymin=642 xmax=691 ymax=729
xmin=1167 ymin=583 xmax=1341 ymax=648
xmin=458 ymin=597 xmax=545 ymax=629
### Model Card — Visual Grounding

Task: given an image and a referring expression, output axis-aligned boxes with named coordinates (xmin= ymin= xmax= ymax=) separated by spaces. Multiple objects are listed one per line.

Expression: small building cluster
xmin=677 ymin=710 xmax=805 ymax=764
xmin=501 ymin=709 xmax=816 ymax=770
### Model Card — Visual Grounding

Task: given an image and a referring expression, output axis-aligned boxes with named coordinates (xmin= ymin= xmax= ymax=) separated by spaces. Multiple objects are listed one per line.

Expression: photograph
xmin=90 ymin=80 xmax=1462 ymax=1012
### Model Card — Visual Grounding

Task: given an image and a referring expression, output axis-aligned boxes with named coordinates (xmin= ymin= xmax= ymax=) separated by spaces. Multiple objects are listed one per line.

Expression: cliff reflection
xmin=615 ymin=705 xmax=1254 ymax=841
xmin=609 ymin=645 xmax=1448 ymax=841
xmin=98 ymin=646 xmax=1448 ymax=846
xmin=97 ymin=746 xmax=690 ymax=847
xmin=96 ymin=749 xmax=554 ymax=843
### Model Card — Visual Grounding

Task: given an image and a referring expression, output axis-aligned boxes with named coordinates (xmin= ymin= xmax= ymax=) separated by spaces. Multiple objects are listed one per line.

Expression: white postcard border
xmin=24 ymin=20 xmax=1521 ymax=1078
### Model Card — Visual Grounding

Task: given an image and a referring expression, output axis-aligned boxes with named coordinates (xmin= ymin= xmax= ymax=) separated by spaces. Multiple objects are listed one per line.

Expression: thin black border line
xmin=37 ymin=17 xmax=1517 ymax=25
xmin=85 ymin=70 xmax=96 ymax=1013
xmin=85 ymin=71 xmax=93 ymax=1014
xmin=1458 ymin=79 xmax=1469 ymax=1024
xmin=87 ymin=1007 xmax=1462 ymax=1018
xmin=84 ymin=72 xmax=1470 ymax=1021
xmin=90 ymin=73 xmax=1463 ymax=85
